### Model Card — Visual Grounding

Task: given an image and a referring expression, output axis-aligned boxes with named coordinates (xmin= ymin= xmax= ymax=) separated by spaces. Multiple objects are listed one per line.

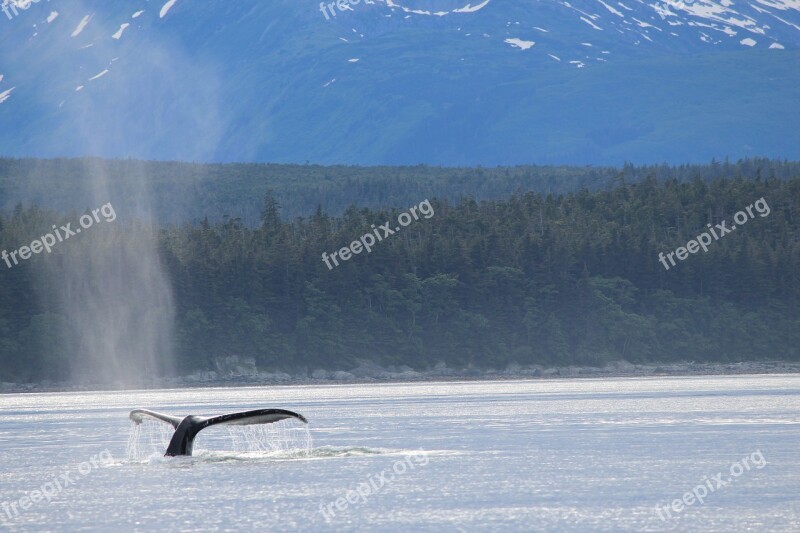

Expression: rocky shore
xmin=2 ymin=357 xmax=800 ymax=393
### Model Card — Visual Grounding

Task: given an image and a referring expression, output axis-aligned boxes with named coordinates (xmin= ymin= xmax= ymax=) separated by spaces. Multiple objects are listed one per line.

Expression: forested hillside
xmin=1 ymin=171 xmax=798 ymax=382
xmin=1 ymin=157 xmax=798 ymax=224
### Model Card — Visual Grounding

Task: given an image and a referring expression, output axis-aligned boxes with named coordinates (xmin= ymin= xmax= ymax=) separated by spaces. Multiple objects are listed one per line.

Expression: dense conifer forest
xmin=0 ymin=159 xmax=798 ymax=382
xmin=1 ymin=157 xmax=798 ymax=222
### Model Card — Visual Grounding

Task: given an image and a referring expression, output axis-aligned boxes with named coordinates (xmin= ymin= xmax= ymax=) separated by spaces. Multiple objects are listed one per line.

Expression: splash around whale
xmin=129 ymin=408 xmax=308 ymax=456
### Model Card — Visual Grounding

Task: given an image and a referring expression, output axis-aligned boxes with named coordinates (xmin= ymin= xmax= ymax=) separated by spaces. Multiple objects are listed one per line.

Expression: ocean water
xmin=0 ymin=376 xmax=798 ymax=532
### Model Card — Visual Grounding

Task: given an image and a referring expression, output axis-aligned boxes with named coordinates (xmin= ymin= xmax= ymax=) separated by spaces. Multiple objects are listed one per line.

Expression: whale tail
xmin=129 ymin=408 xmax=308 ymax=456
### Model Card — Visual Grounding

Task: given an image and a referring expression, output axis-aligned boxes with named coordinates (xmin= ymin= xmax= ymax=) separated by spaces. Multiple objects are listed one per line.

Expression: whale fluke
xmin=129 ymin=408 xmax=308 ymax=456
xmin=129 ymin=409 xmax=183 ymax=428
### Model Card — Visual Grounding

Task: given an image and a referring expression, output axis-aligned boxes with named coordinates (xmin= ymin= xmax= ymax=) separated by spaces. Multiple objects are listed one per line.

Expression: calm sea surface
xmin=1 ymin=376 xmax=798 ymax=531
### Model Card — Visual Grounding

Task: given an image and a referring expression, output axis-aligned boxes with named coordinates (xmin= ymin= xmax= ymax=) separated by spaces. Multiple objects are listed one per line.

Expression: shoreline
xmin=2 ymin=360 xmax=800 ymax=394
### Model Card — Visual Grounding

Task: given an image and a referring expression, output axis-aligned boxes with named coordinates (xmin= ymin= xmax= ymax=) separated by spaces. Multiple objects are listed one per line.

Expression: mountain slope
xmin=0 ymin=0 xmax=798 ymax=165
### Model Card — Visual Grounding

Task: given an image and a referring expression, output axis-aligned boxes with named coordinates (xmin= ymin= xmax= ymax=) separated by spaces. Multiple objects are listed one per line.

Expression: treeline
xmin=0 ymin=173 xmax=798 ymax=382
xmin=1 ymin=157 xmax=799 ymax=224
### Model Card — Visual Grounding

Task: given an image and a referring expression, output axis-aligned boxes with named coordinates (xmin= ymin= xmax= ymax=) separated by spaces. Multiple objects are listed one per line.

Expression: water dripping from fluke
xmin=127 ymin=408 xmax=310 ymax=459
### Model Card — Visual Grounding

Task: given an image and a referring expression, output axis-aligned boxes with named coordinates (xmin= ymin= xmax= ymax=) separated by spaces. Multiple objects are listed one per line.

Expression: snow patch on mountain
xmin=454 ymin=0 xmax=493 ymax=13
xmin=581 ymin=16 xmax=604 ymax=30
xmin=0 ymin=87 xmax=14 ymax=104
xmin=71 ymin=14 xmax=93 ymax=37
xmin=88 ymin=70 xmax=109 ymax=81
xmin=598 ymin=0 xmax=625 ymax=17
xmin=386 ymin=0 xmax=493 ymax=17
xmin=505 ymin=38 xmax=535 ymax=50
xmin=160 ymin=0 xmax=179 ymax=19
xmin=755 ymin=0 xmax=800 ymax=10
xmin=112 ymin=23 xmax=130 ymax=40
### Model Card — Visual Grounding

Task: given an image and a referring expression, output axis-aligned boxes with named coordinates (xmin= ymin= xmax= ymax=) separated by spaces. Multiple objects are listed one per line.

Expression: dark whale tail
xmin=129 ymin=408 xmax=308 ymax=456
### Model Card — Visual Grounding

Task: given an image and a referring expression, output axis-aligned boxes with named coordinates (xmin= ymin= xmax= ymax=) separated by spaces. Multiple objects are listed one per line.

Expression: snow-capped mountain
xmin=0 ymin=0 xmax=798 ymax=165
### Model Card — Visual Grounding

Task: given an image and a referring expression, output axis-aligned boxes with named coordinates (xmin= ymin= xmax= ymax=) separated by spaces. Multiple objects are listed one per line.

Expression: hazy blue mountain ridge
xmin=0 ymin=0 xmax=798 ymax=165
